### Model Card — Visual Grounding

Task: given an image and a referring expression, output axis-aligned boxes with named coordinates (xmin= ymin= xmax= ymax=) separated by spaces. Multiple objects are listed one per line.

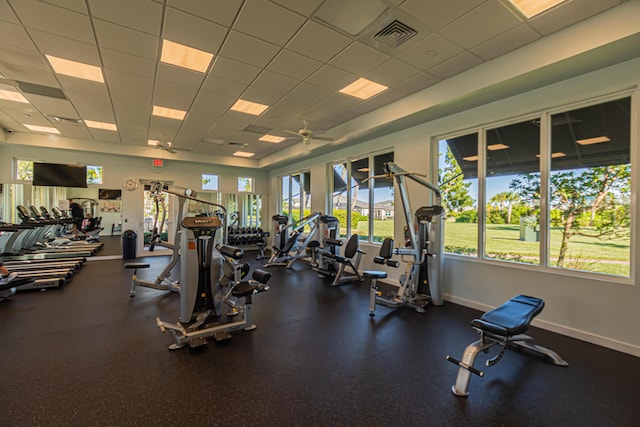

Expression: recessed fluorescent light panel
xmin=233 ymin=151 xmax=255 ymax=157
xmin=463 ymin=155 xmax=479 ymax=162
xmin=24 ymin=124 xmax=60 ymax=134
xmin=536 ymin=152 xmax=567 ymax=158
xmin=576 ymin=136 xmax=610 ymax=145
xmin=339 ymin=78 xmax=388 ymax=100
xmin=152 ymin=105 xmax=187 ymax=120
xmin=45 ymin=55 xmax=104 ymax=83
xmin=230 ymin=99 xmax=269 ymax=116
xmin=259 ymin=135 xmax=285 ymax=143
xmin=161 ymin=39 xmax=214 ymax=73
xmin=85 ymin=120 xmax=117 ymax=131
xmin=0 ymin=89 xmax=29 ymax=103
xmin=507 ymin=0 xmax=567 ymax=18
xmin=487 ymin=143 xmax=510 ymax=151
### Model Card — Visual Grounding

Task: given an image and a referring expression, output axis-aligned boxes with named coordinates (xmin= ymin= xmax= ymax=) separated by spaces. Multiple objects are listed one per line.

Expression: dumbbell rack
xmin=227 ymin=227 xmax=267 ymax=250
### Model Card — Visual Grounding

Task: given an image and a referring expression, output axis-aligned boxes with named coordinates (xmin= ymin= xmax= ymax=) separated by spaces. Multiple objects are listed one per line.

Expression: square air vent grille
xmin=373 ymin=20 xmax=417 ymax=48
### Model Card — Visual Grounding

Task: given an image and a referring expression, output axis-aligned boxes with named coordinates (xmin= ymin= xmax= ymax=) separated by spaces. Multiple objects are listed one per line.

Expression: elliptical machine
xmin=366 ymin=162 xmax=444 ymax=316
xmin=155 ymin=215 xmax=270 ymax=350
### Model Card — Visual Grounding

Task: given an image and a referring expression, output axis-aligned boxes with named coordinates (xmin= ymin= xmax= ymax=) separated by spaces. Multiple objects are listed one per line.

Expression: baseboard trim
xmin=444 ymin=294 xmax=640 ymax=358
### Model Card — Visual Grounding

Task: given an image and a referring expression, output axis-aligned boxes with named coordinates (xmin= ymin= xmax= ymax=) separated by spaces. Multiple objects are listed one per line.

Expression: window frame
xmin=328 ymin=150 xmax=394 ymax=244
xmin=433 ymin=92 xmax=634 ymax=284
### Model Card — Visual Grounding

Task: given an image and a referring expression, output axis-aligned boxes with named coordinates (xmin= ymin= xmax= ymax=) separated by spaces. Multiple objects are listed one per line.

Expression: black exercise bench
xmin=446 ymin=295 xmax=568 ymax=397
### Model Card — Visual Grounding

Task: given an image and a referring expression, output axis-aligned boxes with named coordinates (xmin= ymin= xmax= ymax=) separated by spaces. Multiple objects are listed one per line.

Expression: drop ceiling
xmin=0 ymin=0 xmax=632 ymax=167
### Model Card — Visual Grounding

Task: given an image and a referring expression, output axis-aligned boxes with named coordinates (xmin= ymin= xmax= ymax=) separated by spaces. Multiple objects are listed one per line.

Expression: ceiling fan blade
xmin=283 ymin=129 xmax=300 ymax=136
xmin=312 ymin=136 xmax=336 ymax=142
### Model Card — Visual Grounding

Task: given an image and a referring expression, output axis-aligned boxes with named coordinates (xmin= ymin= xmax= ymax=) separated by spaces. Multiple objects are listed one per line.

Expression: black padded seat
xmin=363 ymin=270 xmax=387 ymax=279
xmin=471 ymin=295 xmax=544 ymax=336
xmin=123 ymin=262 xmax=150 ymax=269
xmin=308 ymin=240 xmax=320 ymax=248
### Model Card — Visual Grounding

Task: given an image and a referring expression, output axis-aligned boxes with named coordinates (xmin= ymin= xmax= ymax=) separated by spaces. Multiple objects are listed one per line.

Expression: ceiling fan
xmin=283 ymin=120 xmax=336 ymax=146
xmin=150 ymin=136 xmax=177 ymax=154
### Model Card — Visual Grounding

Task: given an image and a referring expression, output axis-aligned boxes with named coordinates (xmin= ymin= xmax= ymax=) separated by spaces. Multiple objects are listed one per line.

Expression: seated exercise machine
xmin=446 ymin=295 xmax=568 ymax=397
xmin=155 ymin=215 xmax=270 ymax=350
xmin=263 ymin=212 xmax=320 ymax=268
xmin=315 ymin=233 xmax=365 ymax=286
xmin=366 ymin=162 xmax=444 ymax=316
xmin=129 ymin=181 xmax=227 ymax=297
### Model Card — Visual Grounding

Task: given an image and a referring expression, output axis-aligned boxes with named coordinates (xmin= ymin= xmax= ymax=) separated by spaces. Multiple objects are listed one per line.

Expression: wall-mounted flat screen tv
xmin=33 ymin=163 xmax=87 ymax=188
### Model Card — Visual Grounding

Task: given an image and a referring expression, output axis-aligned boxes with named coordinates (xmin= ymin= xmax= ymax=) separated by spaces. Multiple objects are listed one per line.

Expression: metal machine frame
xmin=367 ymin=162 xmax=444 ymax=316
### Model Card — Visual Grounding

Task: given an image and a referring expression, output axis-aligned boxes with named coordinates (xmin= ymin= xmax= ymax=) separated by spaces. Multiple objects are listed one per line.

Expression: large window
xmin=438 ymin=95 xmax=631 ymax=278
xmin=202 ymin=174 xmax=219 ymax=191
xmin=438 ymin=134 xmax=478 ymax=256
xmin=330 ymin=151 xmax=394 ymax=243
xmin=280 ymin=171 xmax=310 ymax=223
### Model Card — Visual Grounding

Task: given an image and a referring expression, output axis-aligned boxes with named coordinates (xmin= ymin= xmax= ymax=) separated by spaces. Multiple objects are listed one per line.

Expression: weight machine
xmin=367 ymin=162 xmax=444 ymax=316
xmin=155 ymin=215 xmax=270 ymax=350
xmin=263 ymin=211 xmax=321 ymax=268
xmin=129 ymin=181 xmax=227 ymax=296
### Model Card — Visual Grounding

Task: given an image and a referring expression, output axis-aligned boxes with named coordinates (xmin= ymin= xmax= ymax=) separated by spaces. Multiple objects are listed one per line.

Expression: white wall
xmin=267 ymin=57 xmax=640 ymax=357
xmin=0 ymin=145 xmax=269 ymax=254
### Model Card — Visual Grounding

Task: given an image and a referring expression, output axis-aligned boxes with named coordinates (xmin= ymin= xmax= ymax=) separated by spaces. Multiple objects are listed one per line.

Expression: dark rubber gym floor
xmin=1 ymin=238 xmax=638 ymax=426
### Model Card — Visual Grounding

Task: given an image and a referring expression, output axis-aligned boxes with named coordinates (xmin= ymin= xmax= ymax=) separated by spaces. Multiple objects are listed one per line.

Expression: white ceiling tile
xmin=25 ymin=95 xmax=76 ymax=117
xmin=210 ymin=56 xmax=262 ymax=85
xmin=396 ymin=33 xmax=464 ymax=70
xmin=29 ymin=30 xmax=101 ymax=65
xmin=4 ymin=67 xmax=59 ymax=87
xmin=101 ymin=49 xmax=156 ymax=79
xmin=400 ymin=0 xmax=485 ymax=30
xmin=315 ymin=0 xmax=388 ymax=37
xmin=0 ymin=44 xmax=51 ymax=75
xmin=148 ymin=115 xmax=182 ymax=140
xmin=306 ymin=65 xmax=359 ymax=91
xmin=269 ymin=0 xmax=324 ymax=17
xmin=428 ymin=51 xmax=484 ymax=80
xmin=88 ymin=0 xmax=162 ymax=35
xmin=0 ymin=22 xmax=36 ymax=50
xmin=241 ymin=86 xmax=284 ymax=105
xmin=365 ymin=58 xmax=421 ymax=86
xmin=439 ymin=1 xmax=522 ymax=49
xmin=208 ymin=112 xmax=256 ymax=140
xmin=330 ymin=42 xmax=389 ymax=75
xmin=286 ymin=20 xmax=353 ymax=63
xmin=528 ymin=0 xmax=621 ymax=36
xmin=267 ymin=49 xmax=323 ymax=80
xmin=0 ymin=0 xmax=20 ymax=24
xmin=472 ymin=24 xmax=541 ymax=61
xmin=153 ymin=80 xmax=198 ymax=111
xmin=201 ymin=76 xmax=248 ymax=99
xmin=63 ymin=84 xmax=113 ymax=120
xmin=104 ymin=69 xmax=154 ymax=93
xmin=40 ymin=0 xmax=88 ymax=14
xmin=318 ymin=92 xmax=362 ymax=112
xmin=56 ymin=124 xmax=93 ymax=139
xmin=299 ymin=103 xmax=340 ymax=123
xmin=287 ymin=82 xmax=333 ymax=103
xmin=119 ymin=127 xmax=148 ymax=146
xmin=93 ymin=19 xmax=159 ymax=59
xmin=234 ymin=0 xmax=306 ymax=46
xmin=87 ymin=128 xmax=120 ymax=142
xmin=394 ymin=72 xmax=440 ymax=93
xmin=163 ymin=7 xmax=228 ymax=54
xmin=157 ymin=63 xmax=205 ymax=90
xmin=11 ymin=0 xmax=94 ymax=43
xmin=218 ymin=30 xmax=280 ymax=69
xmin=252 ymin=70 xmax=301 ymax=95
xmin=367 ymin=88 xmax=411 ymax=107
xmin=167 ymin=0 xmax=243 ymax=27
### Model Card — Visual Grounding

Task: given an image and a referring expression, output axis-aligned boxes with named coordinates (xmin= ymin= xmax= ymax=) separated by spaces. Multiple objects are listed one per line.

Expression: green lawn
xmin=445 ymin=222 xmax=630 ymax=276
xmin=345 ymin=220 xmax=630 ymax=276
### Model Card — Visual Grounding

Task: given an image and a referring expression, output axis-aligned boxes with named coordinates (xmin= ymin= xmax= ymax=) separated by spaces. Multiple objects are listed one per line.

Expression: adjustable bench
xmin=446 ymin=295 xmax=568 ymax=397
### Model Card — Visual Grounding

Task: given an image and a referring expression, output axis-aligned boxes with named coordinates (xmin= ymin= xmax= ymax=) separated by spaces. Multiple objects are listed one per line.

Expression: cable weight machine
xmin=366 ymin=162 xmax=444 ymax=316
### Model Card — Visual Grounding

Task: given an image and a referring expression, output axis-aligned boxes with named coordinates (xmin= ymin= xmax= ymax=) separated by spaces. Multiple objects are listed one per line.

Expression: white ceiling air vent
xmin=18 ymin=81 xmax=67 ymax=99
xmin=373 ymin=20 xmax=417 ymax=48
xmin=359 ymin=9 xmax=426 ymax=55
xmin=228 ymin=141 xmax=247 ymax=147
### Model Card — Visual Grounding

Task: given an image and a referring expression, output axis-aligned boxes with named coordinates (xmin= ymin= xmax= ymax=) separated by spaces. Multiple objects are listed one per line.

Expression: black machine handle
xmin=446 ymin=355 xmax=485 ymax=377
